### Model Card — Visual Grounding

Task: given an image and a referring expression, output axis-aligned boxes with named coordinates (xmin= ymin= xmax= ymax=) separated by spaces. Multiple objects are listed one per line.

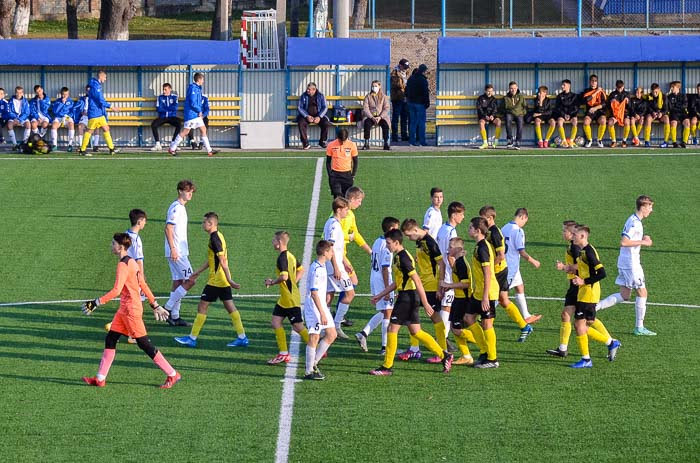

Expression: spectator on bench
xmin=362 ymin=80 xmax=391 ymax=151
xmin=151 ymin=83 xmax=181 ymax=152
xmin=504 ymin=81 xmax=527 ymax=150
xmin=188 ymin=94 xmax=210 ymax=150
xmin=297 ymin=82 xmax=331 ymax=150
xmin=406 ymin=63 xmax=430 ymax=146
xmin=390 ymin=58 xmax=410 ymax=143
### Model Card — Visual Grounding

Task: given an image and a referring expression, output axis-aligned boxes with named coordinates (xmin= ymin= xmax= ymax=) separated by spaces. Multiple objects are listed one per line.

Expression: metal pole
xmin=334 ymin=0 xmax=349 ymax=37
xmin=411 ymin=0 xmax=415 ymax=29
xmin=645 ymin=0 xmax=649 ymax=29
xmin=509 ymin=0 xmax=513 ymax=29
xmin=501 ymin=0 xmax=504 ymax=28
xmin=277 ymin=0 xmax=286 ymax=67
xmin=441 ymin=0 xmax=446 ymax=36
xmin=308 ymin=0 xmax=313 ymax=37
xmin=577 ymin=0 xmax=582 ymax=37
xmin=372 ymin=0 xmax=375 ymax=30
xmin=220 ymin=0 xmax=229 ymax=40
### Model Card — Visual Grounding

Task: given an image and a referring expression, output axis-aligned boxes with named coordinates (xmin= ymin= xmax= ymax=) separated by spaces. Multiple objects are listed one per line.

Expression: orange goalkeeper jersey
xmin=98 ymin=256 xmax=156 ymax=317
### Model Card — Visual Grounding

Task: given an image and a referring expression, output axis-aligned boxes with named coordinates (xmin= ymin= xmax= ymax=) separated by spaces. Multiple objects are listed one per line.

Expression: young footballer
xmin=355 ymin=217 xmax=400 ymax=353
xmin=606 ymin=80 xmax=631 ymax=148
xmin=501 ymin=208 xmax=542 ymax=323
xmin=689 ymin=83 xmax=700 ymax=145
xmin=81 ymin=233 xmax=179 ymax=388
xmin=151 ymin=83 xmax=181 ymax=152
xmin=422 ymin=187 xmax=444 ymax=239
xmin=323 ymin=197 xmax=355 ymax=339
xmin=79 ymin=70 xmax=120 ymax=156
xmin=303 ymin=240 xmax=338 ymax=380
xmin=554 ymin=79 xmax=579 ymax=148
xmin=0 ymin=87 xmax=7 ymax=144
xmin=49 ymin=87 xmax=75 ymax=151
xmin=163 ymin=179 xmax=197 ymax=326
xmin=569 ymin=225 xmax=621 ymax=368
xmin=369 ymin=229 xmax=453 ymax=376
xmin=479 ymin=206 xmax=533 ymax=341
xmin=476 ymin=84 xmax=502 ymax=149
xmin=581 ymin=75 xmax=607 ymax=148
xmin=188 ymin=94 xmax=210 ymax=149
xmin=169 ymin=72 xmax=218 ymax=156
xmin=465 ymin=217 xmax=500 ymax=368
xmin=526 ymin=85 xmax=555 ymax=148
xmin=174 ymin=212 xmax=248 ymax=348
xmin=29 ymin=85 xmax=51 ymax=137
xmin=265 ymin=231 xmax=310 ymax=364
xmin=597 ymin=195 xmax=656 ymax=335
xmin=643 ymin=83 xmax=667 ymax=148
xmin=629 ymin=87 xmax=648 ymax=146
xmin=666 ymin=81 xmax=690 ymax=148
xmin=6 ymin=86 xmax=31 ymax=150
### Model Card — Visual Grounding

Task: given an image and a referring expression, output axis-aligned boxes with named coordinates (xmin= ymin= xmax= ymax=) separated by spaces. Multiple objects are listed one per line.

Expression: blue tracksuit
xmin=157 ymin=94 xmax=179 ymax=118
xmin=72 ymin=96 xmax=87 ymax=122
xmin=7 ymin=96 xmax=31 ymax=123
xmin=29 ymin=94 xmax=51 ymax=121
xmin=201 ymin=95 xmax=210 ymax=118
xmin=51 ymin=98 xmax=75 ymax=120
xmin=86 ymin=77 xmax=111 ymax=120
xmin=184 ymin=82 xmax=203 ymax=122
xmin=0 ymin=98 xmax=8 ymax=122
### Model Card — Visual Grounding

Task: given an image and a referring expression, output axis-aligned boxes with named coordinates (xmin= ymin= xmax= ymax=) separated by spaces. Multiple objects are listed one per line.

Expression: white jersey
xmin=304 ymin=260 xmax=328 ymax=312
xmin=618 ymin=213 xmax=644 ymax=269
xmin=164 ymin=199 xmax=189 ymax=258
xmin=436 ymin=222 xmax=457 ymax=283
xmin=125 ymin=229 xmax=144 ymax=261
xmin=370 ymin=236 xmax=393 ymax=295
xmin=502 ymin=221 xmax=525 ymax=280
xmin=322 ymin=216 xmax=345 ymax=272
xmin=423 ymin=206 xmax=443 ymax=239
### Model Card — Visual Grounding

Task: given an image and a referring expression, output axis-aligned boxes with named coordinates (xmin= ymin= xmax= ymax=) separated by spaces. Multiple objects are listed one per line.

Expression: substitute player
xmin=502 ymin=208 xmax=542 ymax=323
xmin=581 ymin=74 xmax=607 ymax=148
xmin=597 ymin=195 xmax=656 ymax=335
xmin=169 ymin=72 xmax=218 ymax=157
xmin=554 ymin=79 xmax=579 ymax=148
xmin=79 ymin=70 xmax=120 ymax=156
xmin=81 ymin=233 xmax=179 ymax=389
xmin=606 ymin=80 xmax=631 ymax=148
xmin=666 ymin=81 xmax=690 ymax=148
xmin=29 ymin=85 xmax=51 ymax=137
xmin=163 ymin=179 xmax=196 ymax=326
xmin=526 ymin=85 xmax=555 ymax=148
xmin=303 ymin=240 xmax=337 ymax=380
xmin=174 ymin=212 xmax=248 ymax=347
xmin=369 ymin=229 xmax=453 ymax=376
xmin=629 ymin=87 xmax=648 ymax=146
xmin=49 ymin=87 xmax=75 ymax=152
xmin=6 ymin=86 xmax=31 ymax=150
xmin=355 ymin=217 xmax=400 ymax=353
xmin=643 ymin=83 xmax=667 ymax=148
xmin=476 ymin=84 xmax=501 ymax=149
xmin=422 ymin=187 xmax=444 ymax=239
xmin=265 ymin=231 xmax=310 ymax=365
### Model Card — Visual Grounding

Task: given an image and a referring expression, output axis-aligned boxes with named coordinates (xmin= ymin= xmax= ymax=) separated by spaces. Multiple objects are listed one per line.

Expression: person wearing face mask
xmin=361 ymin=80 xmax=391 ymax=151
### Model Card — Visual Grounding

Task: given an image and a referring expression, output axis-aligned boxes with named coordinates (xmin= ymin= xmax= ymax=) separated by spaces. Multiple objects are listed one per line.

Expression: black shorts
xmin=647 ymin=111 xmax=665 ymax=121
xmin=425 ymin=291 xmax=440 ymax=312
xmin=466 ymin=297 xmax=497 ymax=320
xmin=328 ymin=170 xmax=353 ymax=198
xmin=687 ymin=111 xmax=698 ymax=120
xmin=525 ymin=112 xmax=553 ymax=124
xmin=272 ymin=304 xmax=303 ymax=324
xmin=449 ymin=297 xmax=468 ymax=329
xmin=200 ymin=284 xmax=233 ymax=302
xmin=390 ymin=291 xmax=420 ymax=326
xmin=495 ymin=269 xmax=509 ymax=293
xmin=574 ymin=301 xmax=596 ymax=321
xmin=564 ymin=282 xmax=578 ymax=307
xmin=585 ymin=109 xmax=606 ymax=121
xmin=553 ymin=110 xmax=578 ymax=120
xmin=669 ymin=111 xmax=688 ymax=122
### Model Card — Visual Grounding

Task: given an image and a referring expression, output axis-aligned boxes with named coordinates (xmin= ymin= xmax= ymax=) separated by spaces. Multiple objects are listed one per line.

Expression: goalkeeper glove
xmin=150 ymin=301 xmax=169 ymax=322
xmin=82 ymin=299 xmax=100 ymax=315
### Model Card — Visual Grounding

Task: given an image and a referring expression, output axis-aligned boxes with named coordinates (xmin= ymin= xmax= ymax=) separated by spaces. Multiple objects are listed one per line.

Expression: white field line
xmin=274 ymin=157 xmax=324 ymax=463
xmin=0 ymin=294 xmax=698 ymax=309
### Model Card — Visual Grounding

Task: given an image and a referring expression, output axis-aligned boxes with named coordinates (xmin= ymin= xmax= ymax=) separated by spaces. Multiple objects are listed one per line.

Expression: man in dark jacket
xmin=297 ymin=82 xmax=332 ymax=149
xmin=390 ymin=58 xmax=410 ymax=142
xmin=503 ymin=81 xmax=527 ymax=149
xmin=406 ymin=64 xmax=430 ymax=146
xmin=476 ymin=84 xmax=501 ymax=149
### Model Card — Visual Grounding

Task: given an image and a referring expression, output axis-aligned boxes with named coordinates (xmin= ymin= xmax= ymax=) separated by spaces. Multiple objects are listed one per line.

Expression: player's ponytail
xmin=113 ymin=233 xmax=132 ymax=250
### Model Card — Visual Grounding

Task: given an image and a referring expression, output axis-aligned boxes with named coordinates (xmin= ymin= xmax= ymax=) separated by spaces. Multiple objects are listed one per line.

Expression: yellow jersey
xmin=576 ymin=243 xmax=605 ymax=303
xmin=339 ymin=209 xmax=367 ymax=254
xmin=451 ymin=255 xmax=472 ymax=299
xmin=207 ymin=230 xmax=230 ymax=288
xmin=487 ymin=224 xmax=507 ymax=274
xmin=470 ymin=239 xmax=499 ymax=301
xmin=415 ymin=233 xmax=442 ymax=291
xmin=565 ymin=241 xmax=581 ymax=280
xmin=276 ymin=250 xmax=303 ymax=308
xmin=393 ymin=249 xmax=417 ymax=292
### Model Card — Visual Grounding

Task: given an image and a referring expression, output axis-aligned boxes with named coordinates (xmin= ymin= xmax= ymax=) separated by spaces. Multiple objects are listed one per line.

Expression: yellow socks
xmin=461 ymin=328 xmax=476 ymax=344
xmin=274 ymin=327 xmax=287 ymax=353
xmin=576 ymin=334 xmax=590 ymax=358
xmin=230 ymin=310 xmax=245 ymax=336
xmin=570 ymin=125 xmax=578 ymax=140
xmin=692 ymin=122 xmax=698 ymax=138
xmin=623 ymin=125 xmax=630 ymax=140
xmin=583 ymin=124 xmax=592 ymax=141
xmin=434 ymin=321 xmax=447 ymax=351
xmin=663 ymin=123 xmax=670 ymax=142
xmin=191 ymin=313 xmax=207 ymax=338
xmin=535 ymin=125 xmax=543 ymax=141
xmin=670 ymin=125 xmax=677 ymax=142
xmin=455 ymin=331 xmax=472 ymax=358
xmin=559 ymin=321 xmax=572 ymax=348
xmin=480 ymin=128 xmax=487 ymax=142
xmin=495 ymin=126 xmax=501 ymax=139
xmin=644 ymin=125 xmax=652 ymax=142
xmin=504 ymin=301 xmax=527 ymax=329
xmin=590 ymin=318 xmax=611 ymax=340
xmin=299 ymin=327 xmax=309 ymax=344
xmin=545 ymin=125 xmax=555 ymax=141
xmin=409 ymin=334 xmax=420 ymax=349
xmin=80 ymin=132 xmax=91 ymax=151
xmin=383 ymin=331 xmax=398 ymax=369
xmin=413 ymin=329 xmax=444 ymax=358
xmin=483 ymin=327 xmax=497 ymax=361
xmin=558 ymin=126 xmax=566 ymax=141
xmin=597 ymin=124 xmax=606 ymax=140
xmin=683 ymin=126 xmax=690 ymax=143
xmin=587 ymin=326 xmax=608 ymax=344
xmin=468 ymin=322 xmax=487 ymax=354
xmin=103 ymin=131 xmax=114 ymax=150
xmin=631 ymin=122 xmax=639 ymax=138
xmin=609 ymin=125 xmax=616 ymax=142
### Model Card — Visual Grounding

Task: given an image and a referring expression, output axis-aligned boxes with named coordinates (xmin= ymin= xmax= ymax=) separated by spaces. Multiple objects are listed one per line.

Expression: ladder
xmin=240 ymin=9 xmax=281 ymax=70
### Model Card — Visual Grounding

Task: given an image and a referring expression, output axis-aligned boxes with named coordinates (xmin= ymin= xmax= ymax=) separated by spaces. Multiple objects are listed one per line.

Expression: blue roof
xmin=287 ymin=38 xmax=390 ymax=66
xmin=0 ymin=40 xmax=240 ymax=66
xmin=438 ymin=36 xmax=700 ymax=64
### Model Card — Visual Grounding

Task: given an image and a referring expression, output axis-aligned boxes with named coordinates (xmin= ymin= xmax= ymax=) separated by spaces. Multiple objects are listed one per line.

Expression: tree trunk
xmin=66 ymin=0 xmax=79 ymax=39
xmin=352 ymin=0 xmax=367 ymax=29
xmin=210 ymin=0 xmax=232 ymax=40
xmin=0 ymin=0 xmax=13 ymax=39
xmin=12 ymin=0 xmax=29 ymax=36
xmin=97 ymin=0 xmax=136 ymax=40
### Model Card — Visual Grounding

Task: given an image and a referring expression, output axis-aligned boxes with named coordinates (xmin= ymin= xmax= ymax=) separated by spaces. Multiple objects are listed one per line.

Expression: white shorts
xmin=52 ymin=116 xmax=74 ymax=127
xmin=79 ymin=115 xmax=88 ymax=126
xmin=326 ymin=261 xmax=353 ymax=293
xmin=32 ymin=115 xmax=50 ymax=124
xmin=374 ymin=293 xmax=395 ymax=311
xmin=184 ymin=117 xmax=205 ymax=129
xmin=304 ymin=303 xmax=334 ymax=334
xmin=615 ymin=267 xmax=645 ymax=289
xmin=441 ymin=289 xmax=455 ymax=308
xmin=167 ymin=256 xmax=193 ymax=281
xmin=508 ymin=270 xmax=523 ymax=289
xmin=9 ymin=119 xmax=28 ymax=126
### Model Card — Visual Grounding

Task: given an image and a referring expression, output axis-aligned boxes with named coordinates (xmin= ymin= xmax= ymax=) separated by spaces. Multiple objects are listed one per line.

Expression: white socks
xmin=170 ymin=300 xmax=181 ymax=319
xmin=68 ymin=129 xmax=75 ymax=145
xmin=201 ymin=135 xmax=212 ymax=153
xmin=597 ymin=292 xmax=624 ymax=311
xmin=8 ymin=130 xmax=16 ymax=144
xmin=23 ymin=127 xmax=30 ymax=141
xmin=51 ymin=128 xmax=58 ymax=146
xmin=362 ymin=312 xmax=384 ymax=337
xmin=514 ymin=293 xmax=531 ymax=318
xmin=381 ymin=319 xmax=389 ymax=347
xmin=92 ymin=134 xmax=99 ymax=147
xmin=440 ymin=310 xmax=450 ymax=338
xmin=315 ymin=339 xmax=330 ymax=363
xmin=305 ymin=345 xmax=315 ymax=375
xmin=170 ymin=135 xmax=182 ymax=151
xmin=635 ymin=296 xmax=647 ymax=329
xmin=334 ymin=302 xmax=350 ymax=327
xmin=166 ymin=286 xmax=188 ymax=318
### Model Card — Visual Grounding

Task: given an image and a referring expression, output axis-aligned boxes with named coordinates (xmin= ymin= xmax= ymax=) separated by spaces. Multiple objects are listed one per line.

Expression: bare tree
xmin=66 ymin=0 xmax=79 ymax=39
xmin=12 ymin=0 xmax=29 ymax=36
xmin=210 ymin=0 xmax=232 ymax=40
xmin=0 ymin=0 xmax=13 ymax=38
xmin=352 ymin=0 xmax=367 ymax=29
xmin=97 ymin=0 xmax=136 ymax=40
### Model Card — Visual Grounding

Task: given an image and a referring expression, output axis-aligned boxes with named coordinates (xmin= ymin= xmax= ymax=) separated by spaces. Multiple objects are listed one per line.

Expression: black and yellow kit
xmin=666 ymin=92 xmax=688 ymax=121
xmin=575 ymin=243 xmax=606 ymax=320
xmin=564 ymin=241 xmax=581 ymax=307
xmin=275 ymin=250 xmax=303 ymax=309
xmin=487 ymin=224 xmax=508 ymax=292
xmin=415 ymin=234 xmax=442 ymax=292
xmin=390 ymin=249 xmax=421 ymax=326
xmin=629 ymin=96 xmax=648 ymax=118
xmin=476 ymin=94 xmax=499 ymax=120
xmin=607 ymin=89 xmax=630 ymax=117
xmin=554 ymin=91 xmax=580 ymax=118
xmin=449 ymin=255 xmax=472 ymax=329
xmin=581 ymin=87 xmax=607 ymax=119
xmin=207 ymin=230 xmax=230 ymax=288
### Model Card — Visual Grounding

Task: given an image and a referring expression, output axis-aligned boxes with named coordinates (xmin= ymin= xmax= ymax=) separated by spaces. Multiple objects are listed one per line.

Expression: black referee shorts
xmin=328 ymin=170 xmax=353 ymax=198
